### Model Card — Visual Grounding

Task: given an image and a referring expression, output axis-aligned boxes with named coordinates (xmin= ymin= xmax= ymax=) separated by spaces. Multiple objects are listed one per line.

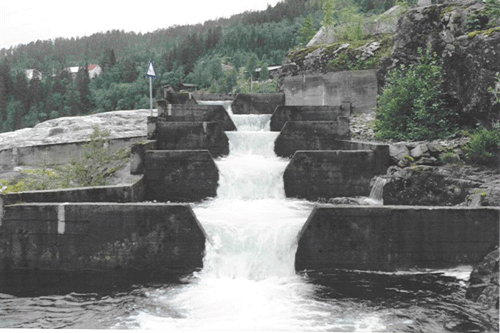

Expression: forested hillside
xmin=0 ymin=0 xmax=396 ymax=133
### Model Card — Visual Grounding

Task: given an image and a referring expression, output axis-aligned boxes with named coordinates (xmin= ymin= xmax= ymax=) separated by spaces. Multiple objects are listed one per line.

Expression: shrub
xmin=464 ymin=123 xmax=500 ymax=165
xmin=375 ymin=48 xmax=459 ymax=141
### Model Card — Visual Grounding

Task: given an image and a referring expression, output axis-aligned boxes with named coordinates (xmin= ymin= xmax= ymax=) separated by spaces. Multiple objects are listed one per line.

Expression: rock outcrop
xmin=382 ymin=139 xmax=500 ymax=206
xmin=378 ymin=1 xmax=500 ymax=125
xmin=466 ymin=248 xmax=499 ymax=310
xmin=0 ymin=109 xmax=152 ymax=151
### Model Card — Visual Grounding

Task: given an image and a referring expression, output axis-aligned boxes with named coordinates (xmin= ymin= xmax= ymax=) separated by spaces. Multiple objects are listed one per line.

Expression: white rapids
xmin=124 ymin=103 xmax=388 ymax=331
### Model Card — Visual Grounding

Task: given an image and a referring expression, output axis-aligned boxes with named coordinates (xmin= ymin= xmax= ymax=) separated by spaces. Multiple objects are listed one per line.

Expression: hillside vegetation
xmin=0 ymin=0 xmax=396 ymax=133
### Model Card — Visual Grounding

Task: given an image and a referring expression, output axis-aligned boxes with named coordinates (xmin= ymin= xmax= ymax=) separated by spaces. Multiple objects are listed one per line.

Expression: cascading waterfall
xmin=126 ymin=104 xmax=388 ymax=331
xmin=1 ymin=102 xmax=492 ymax=332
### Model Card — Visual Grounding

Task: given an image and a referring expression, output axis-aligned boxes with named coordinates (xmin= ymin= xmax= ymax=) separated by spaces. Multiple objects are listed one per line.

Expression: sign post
xmin=146 ymin=60 xmax=157 ymax=116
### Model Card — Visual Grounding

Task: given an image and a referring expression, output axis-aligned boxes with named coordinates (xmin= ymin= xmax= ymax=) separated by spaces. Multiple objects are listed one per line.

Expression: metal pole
xmin=149 ymin=76 xmax=153 ymax=116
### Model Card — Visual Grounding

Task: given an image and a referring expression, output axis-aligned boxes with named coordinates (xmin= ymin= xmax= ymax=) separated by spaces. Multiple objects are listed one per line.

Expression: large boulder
xmin=466 ymin=248 xmax=499 ymax=310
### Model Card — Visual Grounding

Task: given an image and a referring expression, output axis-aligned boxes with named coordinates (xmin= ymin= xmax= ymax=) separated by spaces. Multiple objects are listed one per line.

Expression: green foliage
xmin=375 ymin=48 xmax=459 ymax=141
xmin=488 ymin=72 xmax=500 ymax=105
xmin=61 ymin=126 xmax=117 ymax=187
xmin=464 ymin=123 xmax=500 ymax=165
xmin=299 ymin=14 xmax=318 ymax=45
xmin=467 ymin=0 xmax=500 ymax=32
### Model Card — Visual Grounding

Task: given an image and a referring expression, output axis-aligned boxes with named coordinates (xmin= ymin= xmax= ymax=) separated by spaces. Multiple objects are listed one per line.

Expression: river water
xmin=0 ymin=103 xmax=498 ymax=332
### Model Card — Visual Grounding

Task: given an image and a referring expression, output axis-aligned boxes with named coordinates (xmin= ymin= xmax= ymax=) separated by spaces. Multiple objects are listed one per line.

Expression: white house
xmin=63 ymin=64 xmax=102 ymax=79
xmin=88 ymin=64 xmax=102 ymax=79
xmin=25 ymin=69 xmax=42 ymax=81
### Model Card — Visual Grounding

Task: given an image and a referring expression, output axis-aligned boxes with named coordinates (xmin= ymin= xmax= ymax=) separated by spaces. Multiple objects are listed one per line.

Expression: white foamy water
xmin=125 ymin=104 xmax=387 ymax=331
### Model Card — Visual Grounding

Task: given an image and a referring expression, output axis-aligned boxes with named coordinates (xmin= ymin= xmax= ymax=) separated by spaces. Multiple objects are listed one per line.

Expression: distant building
xmin=254 ymin=65 xmax=282 ymax=80
xmin=88 ymin=64 xmax=102 ymax=79
xmin=25 ymin=69 xmax=42 ymax=81
xmin=64 ymin=66 xmax=80 ymax=80
xmin=179 ymin=83 xmax=198 ymax=92
xmin=63 ymin=64 xmax=102 ymax=79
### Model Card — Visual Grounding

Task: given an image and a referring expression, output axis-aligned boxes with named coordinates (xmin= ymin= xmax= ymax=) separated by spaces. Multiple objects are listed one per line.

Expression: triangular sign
xmin=146 ymin=60 xmax=156 ymax=78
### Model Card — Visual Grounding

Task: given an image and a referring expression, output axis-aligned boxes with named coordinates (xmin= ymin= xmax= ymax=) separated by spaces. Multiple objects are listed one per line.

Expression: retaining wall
xmin=284 ymin=150 xmax=379 ymax=199
xmin=0 ymin=136 xmax=145 ymax=171
xmin=274 ymin=119 xmax=350 ymax=157
xmin=0 ymin=203 xmax=206 ymax=273
xmin=144 ymin=150 xmax=219 ymax=202
xmin=156 ymin=102 xmax=236 ymax=131
xmin=1 ymin=178 xmax=144 ymax=206
xmin=231 ymin=93 xmax=285 ymax=114
xmin=164 ymin=91 xmax=198 ymax=105
xmin=295 ymin=206 xmax=500 ymax=271
xmin=192 ymin=93 xmax=236 ymax=101
xmin=155 ymin=121 xmax=229 ymax=157
xmin=281 ymin=70 xmax=377 ymax=113
xmin=270 ymin=104 xmax=351 ymax=132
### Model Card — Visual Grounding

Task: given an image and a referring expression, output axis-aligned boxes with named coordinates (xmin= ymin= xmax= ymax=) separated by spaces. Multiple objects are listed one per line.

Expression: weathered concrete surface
xmin=1 ymin=178 xmax=145 ymax=206
xmin=144 ymin=150 xmax=219 ymax=202
xmin=295 ymin=206 xmax=500 ymax=271
xmin=192 ymin=93 xmax=236 ymax=101
xmin=284 ymin=150 xmax=378 ymax=199
xmin=0 ymin=136 xmax=145 ymax=171
xmin=231 ymin=93 xmax=285 ymax=114
xmin=270 ymin=105 xmax=351 ymax=132
xmin=130 ymin=140 xmax=157 ymax=175
xmin=0 ymin=203 xmax=206 ymax=273
xmin=156 ymin=102 xmax=236 ymax=131
xmin=155 ymin=121 xmax=229 ymax=158
xmin=164 ymin=91 xmax=198 ymax=105
xmin=335 ymin=139 xmax=391 ymax=175
xmin=274 ymin=119 xmax=350 ymax=157
xmin=281 ymin=70 xmax=377 ymax=113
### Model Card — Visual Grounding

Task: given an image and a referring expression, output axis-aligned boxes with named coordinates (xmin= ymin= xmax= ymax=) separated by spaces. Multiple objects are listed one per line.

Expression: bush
xmin=375 ymin=48 xmax=459 ymax=141
xmin=464 ymin=124 xmax=500 ymax=165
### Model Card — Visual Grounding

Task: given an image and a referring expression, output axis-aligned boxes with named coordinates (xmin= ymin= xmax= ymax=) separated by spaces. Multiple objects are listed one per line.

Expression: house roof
xmin=88 ymin=64 xmax=99 ymax=71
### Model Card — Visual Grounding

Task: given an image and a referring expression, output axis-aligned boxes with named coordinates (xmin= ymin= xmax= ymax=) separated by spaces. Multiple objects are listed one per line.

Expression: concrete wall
xmin=164 ymin=91 xmax=198 ymax=105
xmin=281 ymin=70 xmax=377 ymax=113
xmin=0 ymin=136 xmax=145 ymax=171
xmin=156 ymin=103 xmax=236 ymax=131
xmin=1 ymin=178 xmax=144 ymax=206
xmin=232 ymin=93 xmax=285 ymax=114
xmin=144 ymin=150 xmax=219 ymax=202
xmin=0 ymin=203 xmax=206 ymax=274
xmin=295 ymin=206 xmax=500 ymax=271
xmin=130 ymin=140 xmax=157 ymax=175
xmin=155 ymin=121 xmax=229 ymax=158
xmin=270 ymin=104 xmax=351 ymax=132
xmin=335 ymin=139 xmax=391 ymax=175
xmin=284 ymin=150 xmax=379 ymax=199
xmin=192 ymin=93 xmax=236 ymax=101
xmin=274 ymin=119 xmax=350 ymax=157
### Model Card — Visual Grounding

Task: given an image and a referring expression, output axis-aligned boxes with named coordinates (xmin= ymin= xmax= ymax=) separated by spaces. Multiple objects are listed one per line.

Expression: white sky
xmin=0 ymin=0 xmax=283 ymax=50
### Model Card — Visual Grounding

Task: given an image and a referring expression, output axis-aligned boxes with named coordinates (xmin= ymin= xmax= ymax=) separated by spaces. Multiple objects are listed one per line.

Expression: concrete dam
xmin=0 ymin=92 xmax=498 ymax=330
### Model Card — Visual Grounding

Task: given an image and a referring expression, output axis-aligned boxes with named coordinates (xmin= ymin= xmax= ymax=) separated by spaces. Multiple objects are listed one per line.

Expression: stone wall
xmin=280 ymin=70 xmax=377 ymax=113
xmin=144 ymin=150 xmax=219 ymax=202
xmin=0 ymin=203 xmax=206 ymax=273
xmin=296 ymin=206 xmax=500 ymax=271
